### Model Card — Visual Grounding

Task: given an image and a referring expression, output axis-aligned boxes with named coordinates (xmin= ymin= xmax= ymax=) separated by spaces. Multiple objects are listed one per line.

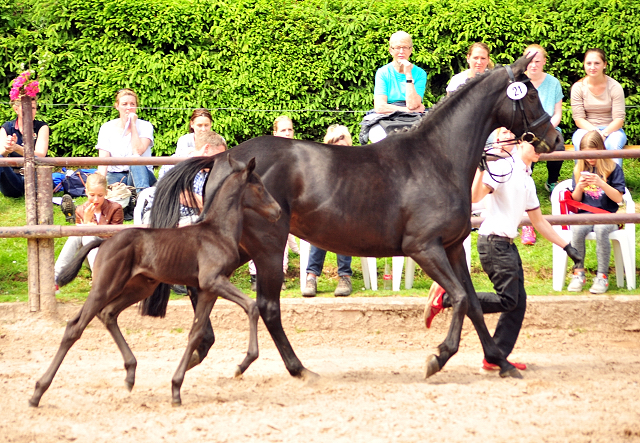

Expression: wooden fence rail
xmin=3 ymin=147 xmax=639 ymax=313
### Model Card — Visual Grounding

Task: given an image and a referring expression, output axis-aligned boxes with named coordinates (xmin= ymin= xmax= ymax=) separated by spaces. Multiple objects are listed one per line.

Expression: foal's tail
xmin=141 ymin=156 xmax=216 ymax=318
xmin=57 ymin=239 xmax=104 ymax=287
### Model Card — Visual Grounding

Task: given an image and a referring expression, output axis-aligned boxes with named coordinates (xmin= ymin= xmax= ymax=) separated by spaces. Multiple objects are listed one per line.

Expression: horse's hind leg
xmin=216 ymin=280 xmax=260 ymax=377
xmin=29 ymin=303 xmax=101 ymax=407
xmin=171 ymin=292 xmax=217 ymax=406
xmin=185 ymin=286 xmax=216 ymax=370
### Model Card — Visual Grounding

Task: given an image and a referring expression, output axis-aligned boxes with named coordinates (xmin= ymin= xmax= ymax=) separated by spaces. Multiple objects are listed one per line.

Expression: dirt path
xmin=1 ymin=297 xmax=640 ymax=443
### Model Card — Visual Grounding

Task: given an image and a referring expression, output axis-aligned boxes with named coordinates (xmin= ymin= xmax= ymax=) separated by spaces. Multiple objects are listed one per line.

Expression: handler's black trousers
xmin=475 ymin=234 xmax=527 ymax=359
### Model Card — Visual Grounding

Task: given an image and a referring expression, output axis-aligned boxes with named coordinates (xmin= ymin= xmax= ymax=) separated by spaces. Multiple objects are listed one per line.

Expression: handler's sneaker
xmin=302 ymin=276 xmax=317 ymax=297
xmin=334 ymin=276 xmax=352 ymax=297
xmin=61 ymin=194 xmax=76 ymax=224
xmin=589 ymin=273 xmax=609 ymax=294
xmin=521 ymin=225 xmax=536 ymax=245
xmin=482 ymin=359 xmax=527 ymax=371
xmin=424 ymin=282 xmax=445 ymax=329
xmin=567 ymin=271 xmax=586 ymax=292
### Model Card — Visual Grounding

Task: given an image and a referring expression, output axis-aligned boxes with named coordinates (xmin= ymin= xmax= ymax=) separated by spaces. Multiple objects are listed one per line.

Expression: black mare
xmin=145 ymin=55 xmax=562 ymax=380
xmin=29 ymin=157 xmax=281 ymax=407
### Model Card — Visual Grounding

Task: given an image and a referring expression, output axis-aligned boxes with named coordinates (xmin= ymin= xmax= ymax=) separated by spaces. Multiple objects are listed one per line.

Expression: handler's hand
xmin=564 ymin=244 xmax=583 ymax=269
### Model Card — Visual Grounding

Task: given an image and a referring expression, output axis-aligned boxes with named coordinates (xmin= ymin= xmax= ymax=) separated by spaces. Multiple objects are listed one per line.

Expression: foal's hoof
xmin=233 ymin=365 xmax=243 ymax=379
xmin=171 ymin=398 xmax=182 ymax=407
xmin=186 ymin=350 xmax=201 ymax=371
xmin=125 ymin=380 xmax=134 ymax=392
xmin=28 ymin=398 xmax=39 ymax=408
xmin=499 ymin=367 xmax=523 ymax=379
xmin=424 ymin=354 xmax=441 ymax=378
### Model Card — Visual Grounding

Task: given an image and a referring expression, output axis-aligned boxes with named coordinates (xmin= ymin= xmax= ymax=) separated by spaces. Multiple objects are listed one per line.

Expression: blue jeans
xmin=572 ymin=127 xmax=627 ymax=167
xmin=107 ymin=166 xmax=156 ymax=192
xmin=0 ymin=160 xmax=25 ymax=198
xmin=306 ymin=245 xmax=352 ymax=277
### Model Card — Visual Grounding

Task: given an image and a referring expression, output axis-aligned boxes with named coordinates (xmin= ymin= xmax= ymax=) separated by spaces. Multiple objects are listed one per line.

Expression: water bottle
xmin=383 ymin=258 xmax=392 ymax=290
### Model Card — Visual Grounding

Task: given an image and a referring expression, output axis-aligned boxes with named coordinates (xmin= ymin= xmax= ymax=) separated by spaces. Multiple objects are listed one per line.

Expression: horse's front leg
xmin=410 ymin=240 xmax=470 ymax=378
xmin=254 ymin=255 xmax=317 ymax=381
xmin=216 ymin=280 xmax=260 ymax=376
xmin=448 ymin=246 xmax=521 ymax=379
xmin=171 ymin=292 xmax=217 ymax=406
xmin=96 ymin=279 xmax=158 ymax=391
xmin=185 ymin=286 xmax=216 ymax=370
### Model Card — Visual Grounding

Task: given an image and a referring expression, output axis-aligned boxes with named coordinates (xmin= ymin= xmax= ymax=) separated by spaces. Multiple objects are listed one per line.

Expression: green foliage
xmin=1 ymin=0 xmax=640 ymax=155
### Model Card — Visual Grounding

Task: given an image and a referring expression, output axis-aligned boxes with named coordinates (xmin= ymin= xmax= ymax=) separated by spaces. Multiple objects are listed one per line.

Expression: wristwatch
xmin=406 ymin=79 xmax=413 ymax=84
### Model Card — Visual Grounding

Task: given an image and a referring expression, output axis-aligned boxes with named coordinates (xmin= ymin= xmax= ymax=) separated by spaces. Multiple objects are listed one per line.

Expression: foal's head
xmin=227 ymin=156 xmax=281 ymax=223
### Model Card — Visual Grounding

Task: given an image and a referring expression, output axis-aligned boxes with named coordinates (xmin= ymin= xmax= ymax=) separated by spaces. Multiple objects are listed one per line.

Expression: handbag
xmin=106 ymin=182 xmax=132 ymax=208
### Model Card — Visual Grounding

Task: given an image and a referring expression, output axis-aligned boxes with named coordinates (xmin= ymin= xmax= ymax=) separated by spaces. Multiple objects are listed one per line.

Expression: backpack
xmin=52 ymin=169 xmax=94 ymax=197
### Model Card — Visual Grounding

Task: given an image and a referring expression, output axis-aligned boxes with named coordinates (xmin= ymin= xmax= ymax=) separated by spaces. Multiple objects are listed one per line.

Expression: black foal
xmin=29 ymin=156 xmax=281 ymax=407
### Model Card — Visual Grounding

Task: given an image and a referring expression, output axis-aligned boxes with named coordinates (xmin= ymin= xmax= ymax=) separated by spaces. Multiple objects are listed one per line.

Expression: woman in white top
xmin=446 ymin=42 xmax=493 ymax=95
xmin=570 ymin=48 xmax=626 ymax=166
xmin=96 ymin=88 xmax=156 ymax=192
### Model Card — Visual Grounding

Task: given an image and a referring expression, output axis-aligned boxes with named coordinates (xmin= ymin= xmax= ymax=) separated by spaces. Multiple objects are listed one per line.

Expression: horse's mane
xmin=408 ymin=66 xmax=501 ymax=134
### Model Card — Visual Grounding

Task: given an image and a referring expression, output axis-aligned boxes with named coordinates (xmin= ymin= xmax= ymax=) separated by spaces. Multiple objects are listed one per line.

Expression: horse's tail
xmin=140 ymin=156 xmax=216 ymax=318
xmin=57 ymin=238 xmax=104 ymax=287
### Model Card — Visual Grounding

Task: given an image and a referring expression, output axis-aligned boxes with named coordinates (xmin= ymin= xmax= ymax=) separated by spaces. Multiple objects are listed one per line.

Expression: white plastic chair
xmin=551 ymin=179 xmax=636 ymax=291
xmin=299 ymin=240 xmax=375 ymax=291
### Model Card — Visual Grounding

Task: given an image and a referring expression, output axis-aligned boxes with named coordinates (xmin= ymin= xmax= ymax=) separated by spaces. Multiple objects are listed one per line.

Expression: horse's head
xmin=229 ymin=156 xmax=282 ymax=223
xmin=495 ymin=54 xmax=563 ymax=153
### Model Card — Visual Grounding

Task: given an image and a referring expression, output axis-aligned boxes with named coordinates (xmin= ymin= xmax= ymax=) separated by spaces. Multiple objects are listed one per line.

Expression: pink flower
xmin=8 ymin=70 xmax=39 ymax=100
xmin=9 ymin=87 xmax=20 ymax=101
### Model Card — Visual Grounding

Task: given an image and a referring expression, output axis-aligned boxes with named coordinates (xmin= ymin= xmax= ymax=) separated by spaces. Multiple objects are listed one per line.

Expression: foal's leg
xmin=216 ymin=279 xmax=260 ymax=377
xmin=449 ymin=248 xmax=521 ymax=379
xmin=171 ymin=291 xmax=218 ymax=406
xmin=96 ymin=278 xmax=158 ymax=391
xmin=186 ymin=286 xmax=216 ymax=370
xmin=29 ymin=299 xmax=105 ymax=407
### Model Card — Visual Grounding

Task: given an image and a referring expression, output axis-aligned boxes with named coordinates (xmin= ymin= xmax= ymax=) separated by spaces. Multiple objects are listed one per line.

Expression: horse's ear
xmin=247 ymin=157 xmax=256 ymax=175
xmin=511 ymin=54 xmax=534 ymax=77
xmin=228 ymin=153 xmax=242 ymax=172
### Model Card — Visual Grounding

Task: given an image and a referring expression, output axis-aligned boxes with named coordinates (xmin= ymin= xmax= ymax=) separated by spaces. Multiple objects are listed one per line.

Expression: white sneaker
xmin=567 ymin=272 xmax=586 ymax=292
xmin=589 ymin=274 xmax=609 ymax=294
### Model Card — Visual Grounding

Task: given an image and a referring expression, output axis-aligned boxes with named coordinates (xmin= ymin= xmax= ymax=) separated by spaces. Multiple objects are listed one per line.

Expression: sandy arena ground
xmin=1 ymin=296 xmax=640 ymax=443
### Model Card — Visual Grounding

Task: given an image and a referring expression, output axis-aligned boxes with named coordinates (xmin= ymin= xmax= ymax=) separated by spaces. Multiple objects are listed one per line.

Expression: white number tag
xmin=506 ymin=82 xmax=527 ymax=100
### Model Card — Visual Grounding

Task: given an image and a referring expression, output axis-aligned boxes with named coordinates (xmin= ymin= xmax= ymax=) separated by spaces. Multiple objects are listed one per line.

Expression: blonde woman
xmin=567 ymin=131 xmax=625 ymax=294
xmin=54 ymin=174 xmax=124 ymax=289
xmin=96 ymin=88 xmax=156 ymax=192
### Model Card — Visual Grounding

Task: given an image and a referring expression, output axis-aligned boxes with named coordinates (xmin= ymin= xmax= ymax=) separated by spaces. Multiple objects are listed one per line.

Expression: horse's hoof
xmin=500 ymin=368 xmax=523 ymax=379
xmin=125 ymin=381 xmax=134 ymax=392
xmin=300 ymin=368 xmax=320 ymax=384
xmin=233 ymin=366 xmax=243 ymax=379
xmin=171 ymin=399 xmax=182 ymax=407
xmin=28 ymin=398 xmax=39 ymax=408
xmin=424 ymin=354 xmax=441 ymax=378
xmin=186 ymin=350 xmax=201 ymax=371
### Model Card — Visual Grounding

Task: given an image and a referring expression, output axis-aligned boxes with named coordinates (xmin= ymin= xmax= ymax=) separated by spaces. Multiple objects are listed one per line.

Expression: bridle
xmin=504 ymin=64 xmax=551 ymax=147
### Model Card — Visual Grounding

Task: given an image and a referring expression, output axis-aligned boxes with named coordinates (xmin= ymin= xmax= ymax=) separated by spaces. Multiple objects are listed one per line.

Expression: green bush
xmin=2 ymin=0 xmax=640 ymax=156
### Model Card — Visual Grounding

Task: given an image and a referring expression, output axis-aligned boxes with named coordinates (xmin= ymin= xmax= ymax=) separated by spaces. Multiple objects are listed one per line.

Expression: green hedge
xmin=2 ymin=0 xmax=640 ymax=156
